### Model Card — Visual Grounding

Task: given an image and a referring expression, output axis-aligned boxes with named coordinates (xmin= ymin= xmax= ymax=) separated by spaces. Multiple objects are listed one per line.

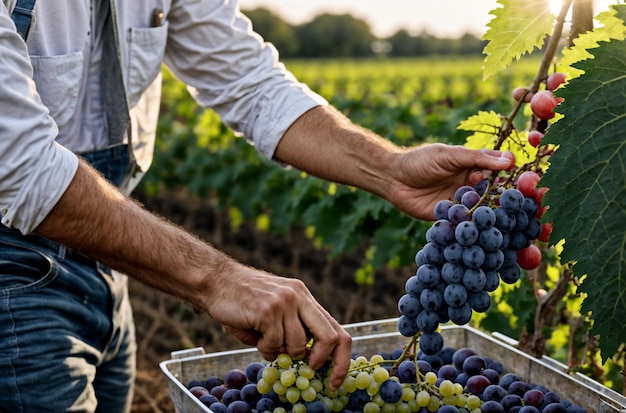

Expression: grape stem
xmin=494 ymin=0 xmax=573 ymax=151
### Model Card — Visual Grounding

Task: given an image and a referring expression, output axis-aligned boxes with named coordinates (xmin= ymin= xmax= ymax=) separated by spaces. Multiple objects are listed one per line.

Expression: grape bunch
xmin=397 ymin=172 xmax=551 ymax=354
xmin=187 ymin=344 xmax=586 ymax=413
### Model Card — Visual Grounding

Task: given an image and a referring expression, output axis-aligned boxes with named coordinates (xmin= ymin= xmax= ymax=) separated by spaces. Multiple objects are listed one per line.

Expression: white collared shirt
xmin=0 ymin=0 xmax=327 ymax=233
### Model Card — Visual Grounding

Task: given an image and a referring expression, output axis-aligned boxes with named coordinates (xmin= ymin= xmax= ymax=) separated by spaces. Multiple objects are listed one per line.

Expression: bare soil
xmin=129 ymin=191 xmax=407 ymax=412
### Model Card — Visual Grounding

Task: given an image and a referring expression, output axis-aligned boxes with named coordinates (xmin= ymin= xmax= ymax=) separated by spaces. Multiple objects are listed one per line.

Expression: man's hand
xmin=387 ymin=144 xmax=512 ymax=221
xmin=202 ymin=264 xmax=352 ymax=391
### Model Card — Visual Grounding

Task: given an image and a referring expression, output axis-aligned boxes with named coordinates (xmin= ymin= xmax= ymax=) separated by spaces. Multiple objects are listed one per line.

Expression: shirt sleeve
xmin=163 ymin=0 xmax=328 ymax=160
xmin=0 ymin=5 xmax=79 ymax=234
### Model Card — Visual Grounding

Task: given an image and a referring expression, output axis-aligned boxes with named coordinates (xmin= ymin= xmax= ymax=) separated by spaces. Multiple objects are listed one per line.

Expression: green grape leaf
xmin=559 ymin=4 xmax=626 ymax=79
xmin=482 ymin=0 xmax=555 ymax=79
xmin=540 ymin=36 xmax=626 ymax=359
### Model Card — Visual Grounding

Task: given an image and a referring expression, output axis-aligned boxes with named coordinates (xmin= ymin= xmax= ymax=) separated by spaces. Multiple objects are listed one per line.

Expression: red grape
xmin=512 ymin=86 xmax=533 ymax=102
xmin=516 ymin=171 xmax=540 ymax=197
xmin=530 ymin=90 xmax=559 ymax=120
xmin=527 ymin=130 xmax=543 ymax=148
xmin=547 ymin=72 xmax=567 ymax=91
xmin=517 ymin=244 xmax=542 ymax=270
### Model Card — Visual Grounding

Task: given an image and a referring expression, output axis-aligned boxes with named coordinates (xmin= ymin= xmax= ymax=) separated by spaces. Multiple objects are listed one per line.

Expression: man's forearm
xmin=274 ymin=105 xmax=404 ymax=200
xmin=34 ymin=160 xmax=228 ymax=308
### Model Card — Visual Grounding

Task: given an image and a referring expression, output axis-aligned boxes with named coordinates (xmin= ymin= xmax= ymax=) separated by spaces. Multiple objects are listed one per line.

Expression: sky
xmin=236 ymin=0 xmax=618 ymax=38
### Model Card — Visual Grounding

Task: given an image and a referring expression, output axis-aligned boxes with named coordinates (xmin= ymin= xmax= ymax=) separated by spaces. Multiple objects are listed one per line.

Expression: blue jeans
xmin=0 ymin=145 xmax=137 ymax=412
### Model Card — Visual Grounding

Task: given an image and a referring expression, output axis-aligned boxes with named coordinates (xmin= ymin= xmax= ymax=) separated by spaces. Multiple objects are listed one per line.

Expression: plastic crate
xmin=160 ymin=318 xmax=626 ymax=413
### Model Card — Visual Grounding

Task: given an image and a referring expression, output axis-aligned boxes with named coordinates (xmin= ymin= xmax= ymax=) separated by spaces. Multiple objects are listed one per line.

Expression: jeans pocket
xmin=0 ymin=239 xmax=59 ymax=295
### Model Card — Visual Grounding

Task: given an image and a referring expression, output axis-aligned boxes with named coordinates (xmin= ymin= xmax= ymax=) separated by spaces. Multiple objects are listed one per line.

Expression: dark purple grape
xmin=500 ymin=189 xmax=525 ymax=213
xmin=442 ymin=262 xmax=465 ymax=284
xmin=438 ymin=406 xmax=461 ymax=413
xmin=463 ymin=268 xmax=486 ymax=292
xmin=481 ymin=400 xmax=505 ymax=412
xmin=488 ymin=361 xmax=504 ymax=375
xmin=524 ymin=217 xmax=542 ymax=240
xmin=544 ymin=391 xmax=561 ymax=404
xmin=455 ymin=221 xmax=479 ymax=246
xmin=501 ymin=394 xmax=523 ymax=411
xmin=495 ymin=208 xmax=517 ymax=232
xmin=468 ymin=290 xmax=491 ymax=313
xmin=522 ymin=197 xmax=539 ymax=217
xmin=514 ymin=211 xmax=530 ymax=231
xmin=379 ymin=379 xmax=403 ymax=403
xmin=210 ymin=385 xmax=227 ymax=400
xmin=439 ymin=346 xmax=456 ymax=364
xmin=461 ymin=190 xmax=481 ymax=208
xmin=222 ymin=388 xmax=242 ymax=405
xmin=396 ymin=360 xmax=417 ymax=383
xmin=397 ymin=315 xmax=419 ymax=337
xmin=398 ymin=294 xmax=422 ymax=318
xmin=204 ymin=376 xmax=225 ymax=391
xmin=224 ymin=369 xmax=247 ymax=389
xmin=452 ymin=347 xmax=476 ymax=369
xmin=462 ymin=355 xmax=486 ymax=376
xmin=419 ymin=331 xmax=444 ymax=355
xmin=199 ymin=394 xmax=219 ymax=407
xmin=244 ymin=363 xmax=264 ymax=383
xmin=523 ymin=388 xmax=545 ymax=406
xmin=429 ymin=219 xmax=456 ymax=247
xmin=444 ymin=242 xmax=465 ymax=264
xmin=499 ymin=264 xmax=521 ymax=284
xmin=499 ymin=373 xmax=521 ymax=390
xmin=483 ymin=384 xmax=506 ymax=401
xmin=483 ymin=368 xmax=500 ymax=384
xmin=542 ymin=403 xmax=567 ymax=413
xmin=420 ymin=242 xmax=445 ymax=266
xmin=508 ymin=231 xmax=528 ymax=250
xmin=255 ymin=397 xmax=275 ymax=412
xmin=434 ymin=199 xmax=453 ymax=220
xmin=479 ymin=227 xmax=504 ymax=251
xmin=417 ymin=264 xmax=441 ymax=288
xmin=454 ymin=185 xmax=476 ymax=202
xmin=227 ymin=400 xmax=252 ymax=413
xmin=519 ymin=406 xmax=540 ymax=413
xmin=508 ymin=381 xmax=531 ymax=397
xmin=566 ymin=405 xmax=587 ymax=413
xmin=448 ymin=203 xmax=471 ymax=224
xmin=405 ymin=275 xmax=424 ymax=297
xmin=240 ymin=383 xmax=261 ymax=405
xmin=420 ymin=288 xmax=443 ymax=311
xmin=444 ymin=283 xmax=468 ymax=307
xmin=483 ymin=250 xmax=504 ymax=272
xmin=210 ymin=402 xmax=228 ymax=413
xmin=417 ymin=359 xmax=432 ymax=375
xmin=187 ymin=380 xmax=204 ymax=389
xmin=437 ymin=364 xmax=458 ymax=380
xmin=465 ymin=374 xmax=490 ymax=395
xmin=474 ymin=178 xmax=489 ymax=195
xmin=448 ymin=302 xmax=472 ymax=325
xmin=483 ymin=270 xmax=501 ymax=292
xmin=473 ymin=205 xmax=496 ymax=230
xmin=189 ymin=385 xmax=210 ymax=398
xmin=463 ymin=245 xmax=486 ymax=269
xmin=417 ymin=309 xmax=440 ymax=333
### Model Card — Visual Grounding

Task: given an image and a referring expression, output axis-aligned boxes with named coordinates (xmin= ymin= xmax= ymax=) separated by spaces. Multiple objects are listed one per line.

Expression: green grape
xmin=454 ymin=383 xmax=464 ymax=395
xmin=310 ymin=379 xmax=323 ymax=393
xmin=300 ymin=386 xmax=317 ymax=402
xmin=256 ymin=378 xmax=272 ymax=394
xmin=442 ymin=395 xmax=457 ymax=406
xmin=276 ymin=354 xmax=292 ymax=369
xmin=298 ymin=364 xmax=315 ymax=380
xmin=330 ymin=397 xmax=344 ymax=412
xmin=296 ymin=375 xmax=310 ymax=390
xmin=407 ymin=399 xmax=420 ymax=412
xmin=416 ymin=390 xmax=431 ymax=407
xmin=286 ymin=387 xmax=300 ymax=404
xmin=470 ymin=409 xmax=481 ymax=413
xmin=466 ymin=395 xmax=481 ymax=410
xmin=272 ymin=380 xmax=287 ymax=395
xmin=364 ymin=401 xmax=381 ymax=413
xmin=274 ymin=407 xmax=287 ymax=413
xmin=381 ymin=403 xmax=396 ymax=413
xmin=354 ymin=355 xmax=369 ymax=367
xmin=402 ymin=386 xmax=415 ymax=402
xmin=280 ymin=369 xmax=296 ymax=387
xmin=439 ymin=379 xmax=455 ymax=398
xmin=292 ymin=403 xmax=306 ymax=413
xmin=456 ymin=393 xmax=467 ymax=407
xmin=366 ymin=379 xmax=380 ymax=397
xmin=372 ymin=366 xmax=390 ymax=383
xmin=427 ymin=395 xmax=440 ymax=412
xmin=424 ymin=372 xmax=437 ymax=385
xmin=396 ymin=402 xmax=411 ymax=413
xmin=262 ymin=366 xmax=279 ymax=383
xmin=372 ymin=394 xmax=385 ymax=406
xmin=355 ymin=371 xmax=371 ymax=390
xmin=370 ymin=354 xmax=385 ymax=365
xmin=342 ymin=375 xmax=357 ymax=393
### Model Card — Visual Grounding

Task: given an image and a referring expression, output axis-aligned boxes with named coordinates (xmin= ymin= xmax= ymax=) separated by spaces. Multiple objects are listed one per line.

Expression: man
xmin=0 ymin=1 xmax=512 ymax=411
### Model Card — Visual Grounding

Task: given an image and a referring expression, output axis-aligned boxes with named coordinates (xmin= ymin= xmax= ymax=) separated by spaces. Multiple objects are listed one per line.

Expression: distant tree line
xmin=242 ymin=8 xmax=486 ymax=58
